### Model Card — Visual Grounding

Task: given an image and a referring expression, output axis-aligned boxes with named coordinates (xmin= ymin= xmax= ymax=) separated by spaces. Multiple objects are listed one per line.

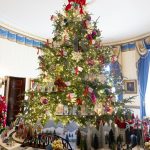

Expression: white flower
xmin=72 ymin=51 xmax=83 ymax=62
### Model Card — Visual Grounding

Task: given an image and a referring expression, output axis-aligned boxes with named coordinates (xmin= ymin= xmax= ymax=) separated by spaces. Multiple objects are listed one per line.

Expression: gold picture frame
xmin=124 ymin=80 xmax=137 ymax=94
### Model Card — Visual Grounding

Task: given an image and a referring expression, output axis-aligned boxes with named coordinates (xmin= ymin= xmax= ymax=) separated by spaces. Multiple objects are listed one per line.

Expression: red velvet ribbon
xmin=65 ymin=0 xmax=86 ymax=14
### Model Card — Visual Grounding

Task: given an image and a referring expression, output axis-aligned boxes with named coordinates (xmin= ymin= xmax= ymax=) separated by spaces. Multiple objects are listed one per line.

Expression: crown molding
xmin=0 ymin=21 xmax=46 ymax=42
xmin=103 ymin=33 xmax=150 ymax=46
xmin=1 ymin=21 xmax=150 ymax=46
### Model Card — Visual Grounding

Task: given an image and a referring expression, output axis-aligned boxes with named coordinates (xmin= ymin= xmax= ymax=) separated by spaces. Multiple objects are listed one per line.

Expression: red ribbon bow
xmin=65 ymin=0 xmax=86 ymax=14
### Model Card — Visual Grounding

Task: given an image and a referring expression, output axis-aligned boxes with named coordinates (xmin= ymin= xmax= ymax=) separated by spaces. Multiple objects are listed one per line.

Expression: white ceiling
xmin=0 ymin=0 xmax=150 ymax=44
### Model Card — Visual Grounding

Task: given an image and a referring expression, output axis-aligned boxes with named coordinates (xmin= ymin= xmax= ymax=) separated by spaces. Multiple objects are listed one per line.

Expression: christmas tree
xmin=21 ymin=0 xmax=132 ymax=126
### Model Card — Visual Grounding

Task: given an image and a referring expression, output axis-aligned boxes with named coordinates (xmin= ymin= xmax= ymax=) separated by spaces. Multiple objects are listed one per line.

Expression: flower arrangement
xmin=52 ymin=139 xmax=63 ymax=150
xmin=0 ymin=95 xmax=7 ymax=129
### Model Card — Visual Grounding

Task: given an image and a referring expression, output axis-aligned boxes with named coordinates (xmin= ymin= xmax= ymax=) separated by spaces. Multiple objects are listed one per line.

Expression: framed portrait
xmin=124 ymin=80 xmax=137 ymax=94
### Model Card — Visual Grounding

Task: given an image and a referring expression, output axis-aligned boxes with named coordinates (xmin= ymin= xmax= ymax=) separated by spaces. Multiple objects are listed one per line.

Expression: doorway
xmin=5 ymin=77 xmax=25 ymax=125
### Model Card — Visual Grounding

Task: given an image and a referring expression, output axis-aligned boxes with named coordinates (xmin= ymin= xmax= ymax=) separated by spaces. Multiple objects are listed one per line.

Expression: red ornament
xmin=87 ymin=34 xmax=93 ymax=40
xmin=76 ymin=98 xmax=82 ymax=105
xmin=40 ymin=97 xmax=48 ymax=105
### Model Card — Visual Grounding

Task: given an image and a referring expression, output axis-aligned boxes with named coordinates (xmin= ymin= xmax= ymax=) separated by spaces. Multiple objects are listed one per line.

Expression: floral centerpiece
xmin=0 ymin=95 xmax=7 ymax=132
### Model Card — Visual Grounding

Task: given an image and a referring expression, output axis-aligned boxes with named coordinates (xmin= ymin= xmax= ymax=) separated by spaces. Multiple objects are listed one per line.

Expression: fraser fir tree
xmin=21 ymin=0 xmax=132 ymax=125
